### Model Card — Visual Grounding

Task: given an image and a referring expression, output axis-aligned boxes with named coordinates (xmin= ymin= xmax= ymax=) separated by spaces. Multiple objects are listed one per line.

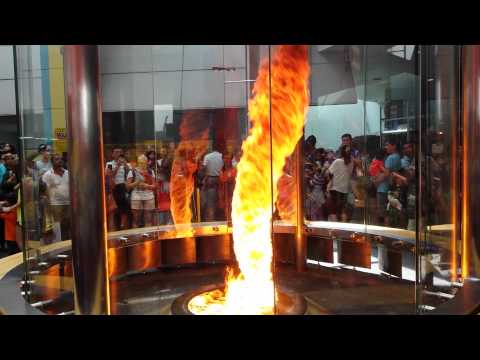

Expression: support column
xmin=295 ymin=140 xmax=306 ymax=272
xmin=461 ymin=45 xmax=480 ymax=279
xmin=63 ymin=45 xmax=109 ymax=314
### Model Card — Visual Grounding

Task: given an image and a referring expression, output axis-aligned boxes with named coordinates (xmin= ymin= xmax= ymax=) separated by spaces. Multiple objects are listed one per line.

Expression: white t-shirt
xmin=202 ymin=151 xmax=223 ymax=176
xmin=328 ymin=158 xmax=354 ymax=194
xmin=42 ymin=169 xmax=70 ymax=205
xmin=35 ymin=159 xmax=52 ymax=177
xmin=105 ymin=160 xmax=128 ymax=185
xmin=127 ymin=169 xmax=155 ymax=201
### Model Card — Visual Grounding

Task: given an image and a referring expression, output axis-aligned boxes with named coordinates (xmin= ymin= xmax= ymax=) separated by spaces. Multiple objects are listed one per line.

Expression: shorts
xmin=131 ymin=198 xmax=155 ymax=210
xmin=329 ymin=190 xmax=348 ymax=217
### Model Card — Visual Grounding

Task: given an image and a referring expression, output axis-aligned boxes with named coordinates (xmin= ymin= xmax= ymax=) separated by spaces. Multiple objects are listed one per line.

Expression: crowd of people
xmin=104 ymin=133 xmax=422 ymax=232
xmin=302 ymin=133 xmax=417 ymax=230
xmin=0 ymin=129 xmax=447 ymax=253
xmin=0 ymin=143 xmax=21 ymax=255
xmin=0 ymin=143 xmax=71 ymax=256
xmin=105 ymin=142 xmax=241 ymax=231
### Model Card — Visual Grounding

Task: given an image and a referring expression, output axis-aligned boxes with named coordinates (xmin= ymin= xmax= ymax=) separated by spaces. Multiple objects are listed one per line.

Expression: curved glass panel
xmin=11 ymin=44 xmax=468 ymax=315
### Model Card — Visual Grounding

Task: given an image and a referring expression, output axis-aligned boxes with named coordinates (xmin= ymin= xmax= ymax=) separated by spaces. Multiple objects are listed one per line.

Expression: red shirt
xmin=369 ymin=159 xmax=384 ymax=177
xmin=0 ymin=210 xmax=16 ymax=242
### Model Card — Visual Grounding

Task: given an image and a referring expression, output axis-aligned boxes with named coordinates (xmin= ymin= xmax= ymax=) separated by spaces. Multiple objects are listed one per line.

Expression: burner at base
xmin=171 ymin=284 xmax=308 ymax=315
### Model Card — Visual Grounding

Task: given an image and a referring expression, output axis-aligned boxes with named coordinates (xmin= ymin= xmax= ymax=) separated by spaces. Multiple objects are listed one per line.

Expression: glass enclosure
xmin=15 ymin=45 xmax=72 ymax=312
xmin=13 ymin=45 xmax=466 ymax=314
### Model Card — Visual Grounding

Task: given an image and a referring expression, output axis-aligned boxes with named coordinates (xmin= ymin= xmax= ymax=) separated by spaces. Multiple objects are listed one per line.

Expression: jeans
xmin=203 ymin=177 xmax=219 ymax=222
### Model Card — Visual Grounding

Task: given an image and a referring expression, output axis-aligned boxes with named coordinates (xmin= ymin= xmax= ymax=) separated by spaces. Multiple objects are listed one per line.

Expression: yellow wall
xmin=48 ymin=46 xmax=67 ymax=154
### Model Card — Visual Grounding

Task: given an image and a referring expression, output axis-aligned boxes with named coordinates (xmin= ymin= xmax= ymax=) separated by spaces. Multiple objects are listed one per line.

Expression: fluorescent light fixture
xmin=317 ymin=45 xmax=334 ymax=52
xmin=383 ymin=129 xmax=408 ymax=134
xmin=387 ymin=45 xmax=416 ymax=60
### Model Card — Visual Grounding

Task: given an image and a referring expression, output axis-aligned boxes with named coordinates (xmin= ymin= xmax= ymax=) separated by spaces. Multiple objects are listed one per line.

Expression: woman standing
xmin=127 ymin=155 xmax=156 ymax=228
xmin=327 ymin=145 xmax=354 ymax=222
xmin=145 ymin=150 xmax=157 ymax=172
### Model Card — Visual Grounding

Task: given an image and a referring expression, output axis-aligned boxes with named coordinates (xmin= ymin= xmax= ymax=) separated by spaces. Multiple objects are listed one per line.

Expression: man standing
xmin=336 ymin=133 xmax=363 ymax=222
xmin=106 ymin=147 xmax=130 ymax=230
xmin=201 ymin=142 xmax=224 ymax=221
xmin=401 ymin=142 xmax=416 ymax=230
xmin=42 ymin=154 xmax=70 ymax=241
xmin=0 ymin=152 xmax=17 ymax=251
xmin=376 ymin=138 xmax=402 ymax=226
xmin=336 ymin=134 xmax=360 ymax=159
xmin=304 ymin=135 xmax=317 ymax=163
xmin=35 ymin=145 xmax=53 ymax=239
xmin=0 ymin=152 xmax=7 ymax=190
xmin=35 ymin=144 xmax=52 ymax=178
xmin=0 ymin=152 xmax=6 ymax=251
xmin=1 ymin=153 xmax=19 ymax=198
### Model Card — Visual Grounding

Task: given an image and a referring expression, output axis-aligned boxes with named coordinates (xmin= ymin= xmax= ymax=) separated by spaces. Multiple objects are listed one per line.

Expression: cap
xmin=38 ymin=144 xmax=48 ymax=153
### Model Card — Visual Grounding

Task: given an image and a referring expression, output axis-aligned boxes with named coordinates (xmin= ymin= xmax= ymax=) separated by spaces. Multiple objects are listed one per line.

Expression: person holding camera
xmin=106 ymin=148 xmax=131 ymax=230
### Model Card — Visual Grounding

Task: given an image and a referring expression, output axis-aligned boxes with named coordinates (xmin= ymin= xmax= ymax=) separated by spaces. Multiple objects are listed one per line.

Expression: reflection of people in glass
xmin=35 ymin=144 xmax=52 ymax=178
xmin=304 ymin=135 xmax=317 ymax=162
xmin=307 ymin=148 xmax=328 ymax=221
xmin=201 ymin=142 xmax=223 ymax=221
xmin=0 ymin=192 xmax=20 ymax=254
xmin=401 ymin=143 xmax=416 ymax=230
xmin=376 ymin=138 xmax=401 ymax=226
xmin=42 ymin=154 xmax=70 ymax=241
xmin=1 ymin=153 xmax=19 ymax=197
xmin=106 ymin=148 xmax=131 ymax=231
xmin=337 ymin=134 xmax=363 ymax=222
xmin=33 ymin=145 xmax=53 ymax=241
xmin=276 ymin=156 xmax=297 ymax=222
xmin=156 ymin=145 xmax=173 ymax=225
xmin=21 ymin=156 xmax=37 ymax=244
xmin=430 ymin=132 xmax=448 ymax=224
xmin=327 ymin=145 xmax=354 ymax=222
xmin=219 ymin=153 xmax=236 ymax=221
xmin=369 ymin=148 xmax=386 ymax=179
xmin=0 ymin=147 xmax=18 ymax=251
xmin=337 ymin=134 xmax=356 ymax=156
xmin=145 ymin=150 xmax=157 ymax=172
xmin=127 ymin=155 xmax=156 ymax=228
xmin=231 ymin=148 xmax=242 ymax=169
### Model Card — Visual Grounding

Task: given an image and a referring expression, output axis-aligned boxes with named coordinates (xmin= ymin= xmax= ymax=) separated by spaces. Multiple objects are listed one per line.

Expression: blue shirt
xmin=377 ymin=152 xmax=401 ymax=193
xmin=0 ymin=163 xmax=6 ymax=186
xmin=401 ymin=156 xmax=411 ymax=170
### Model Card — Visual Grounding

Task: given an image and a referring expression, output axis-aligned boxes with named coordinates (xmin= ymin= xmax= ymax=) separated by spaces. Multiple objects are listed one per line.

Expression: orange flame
xmin=189 ymin=45 xmax=310 ymax=314
xmin=276 ymin=156 xmax=298 ymax=223
xmin=170 ymin=113 xmax=209 ymax=229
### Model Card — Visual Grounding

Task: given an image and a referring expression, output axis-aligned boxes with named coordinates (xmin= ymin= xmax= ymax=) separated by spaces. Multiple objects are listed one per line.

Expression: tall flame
xmin=276 ymin=156 xmax=298 ymax=223
xmin=189 ymin=45 xmax=310 ymax=314
xmin=170 ymin=113 xmax=209 ymax=228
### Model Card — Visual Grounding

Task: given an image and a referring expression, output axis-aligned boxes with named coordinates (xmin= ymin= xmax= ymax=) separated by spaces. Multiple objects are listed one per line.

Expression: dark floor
xmin=106 ymin=263 xmax=417 ymax=315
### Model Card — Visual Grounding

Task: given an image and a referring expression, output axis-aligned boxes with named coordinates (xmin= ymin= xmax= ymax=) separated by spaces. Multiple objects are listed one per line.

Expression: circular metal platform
xmin=170 ymin=283 xmax=308 ymax=315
